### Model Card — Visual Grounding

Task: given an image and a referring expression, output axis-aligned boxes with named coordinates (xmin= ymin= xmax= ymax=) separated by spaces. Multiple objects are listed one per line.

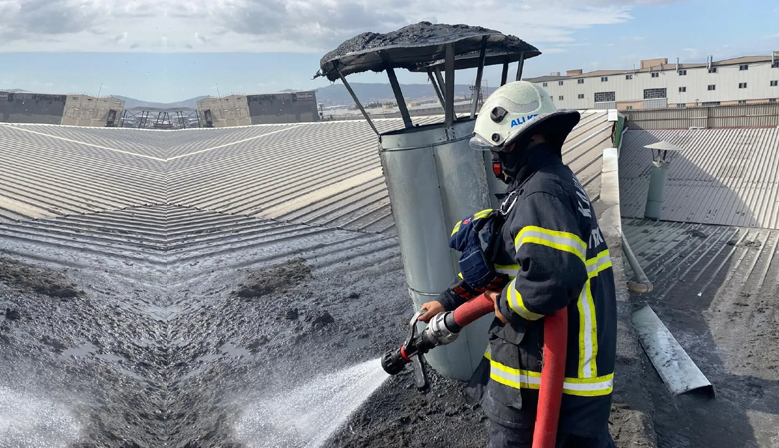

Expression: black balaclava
xmin=493 ymin=136 xmax=562 ymax=186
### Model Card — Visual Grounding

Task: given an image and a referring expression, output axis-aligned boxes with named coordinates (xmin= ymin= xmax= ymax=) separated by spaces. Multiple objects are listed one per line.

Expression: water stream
xmin=0 ymin=386 xmax=80 ymax=447
xmin=235 ymin=358 xmax=389 ymax=448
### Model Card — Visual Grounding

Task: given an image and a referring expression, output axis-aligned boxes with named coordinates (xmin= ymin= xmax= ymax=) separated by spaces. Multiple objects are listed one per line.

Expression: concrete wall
xmin=0 ymin=92 xmax=67 ymax=124
xmin=247 ymin=91 xmax=319 ymax=125
xmin=62 ymin=96 xmax=125 ymax=127
xmin=197 ymin=95 xmax=252 ymax=127
xmin=535 ymin=60 xmax=779 ymax=111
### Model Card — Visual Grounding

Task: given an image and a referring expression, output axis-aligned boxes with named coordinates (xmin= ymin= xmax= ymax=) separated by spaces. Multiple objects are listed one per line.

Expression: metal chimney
xmin=644 ymin=141 xmax=684 ymax=219
xmin=316 ymin=23 xmax=540 ymax=380
xmin=409 ymin=33 xmax=536 ymax=209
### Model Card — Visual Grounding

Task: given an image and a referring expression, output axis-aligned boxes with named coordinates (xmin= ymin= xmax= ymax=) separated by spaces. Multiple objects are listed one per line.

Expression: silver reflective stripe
xmin=586 ymin=252 xmax=612 ymax=278
xmin=563 ymin=378 xmax=614 ymax=392
xmin=578 ymin=283 xmax=596 ymax=378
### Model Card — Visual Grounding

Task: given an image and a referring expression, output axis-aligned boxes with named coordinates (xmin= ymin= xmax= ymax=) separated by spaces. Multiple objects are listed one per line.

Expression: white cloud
xmin=0 ymin=0 xmax=691 ymax=52
xmin=681 ymin=48 xmax=700 ymax=59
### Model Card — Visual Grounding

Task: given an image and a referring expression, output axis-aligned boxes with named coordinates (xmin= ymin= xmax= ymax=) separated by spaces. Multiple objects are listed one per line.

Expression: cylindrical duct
xmin=380 ymin=119 xmax=494 ymax=381
xmin=645 ymin=160 xmax=670 ymax=219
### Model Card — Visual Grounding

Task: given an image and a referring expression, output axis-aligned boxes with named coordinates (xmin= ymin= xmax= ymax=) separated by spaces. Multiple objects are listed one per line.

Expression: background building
xmin=247 ymin=91 xmax=319 ymax=124
xmin=62 ymin=95 xmax=125 ymax=127
xmin=198 ymin=91 xmax=319 ymax=127
xmin=0 ymin=91 xmax=123 ymax=126
xmin=0 ymin=92 xmax=67 ymax=124
xmin=527 ymin=52 xmax=779 ymax=111
xmin=196 ymin=95 xmax=252 ymax=127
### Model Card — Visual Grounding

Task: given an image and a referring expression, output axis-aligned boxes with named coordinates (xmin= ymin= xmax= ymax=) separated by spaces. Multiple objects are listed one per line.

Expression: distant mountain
xmin=111 ymin=95 xmax=208 ymax=111
xmin=1 ymin=89 xmax=30 ymax=93
xmin=314 ymin=83 xmax=497 ymax=107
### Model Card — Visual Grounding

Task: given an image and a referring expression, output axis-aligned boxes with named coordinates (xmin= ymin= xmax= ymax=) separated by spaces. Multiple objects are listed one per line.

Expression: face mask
xmin=492 ymin=136 xmax=532 ymax=183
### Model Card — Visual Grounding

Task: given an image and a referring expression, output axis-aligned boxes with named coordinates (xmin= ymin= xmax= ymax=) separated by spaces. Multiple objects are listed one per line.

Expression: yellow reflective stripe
xmin=474 ymin=209 xmax=493 ymax=219
xmin=487 ymin=354 xmax=613 ymax=397
xmin=494 ymin=263 xmax=519 ymax=278
xmin=515 ymin=226 xmax=587 ymax=263
xmin=506 ymin=279 xmax=543 ymax=321
xmin=457 ymin=272 xmax=463 ymax=279
xmin=564 ymin=373 xmax=614 ymax=383
xmin=451 ymin=221 xmax=462 ymax=236
xmin=562 ymin=375 xmax=613 ymax=396
xmin=451 ymin=209 xmax=493 ymax=236
xmin=577 ymin=280 xmax=597 ymax=378
xmin=489 ymin=360 xmax=541 ymax=390
xmin=586 ymin=250 xmax=612 ymax=278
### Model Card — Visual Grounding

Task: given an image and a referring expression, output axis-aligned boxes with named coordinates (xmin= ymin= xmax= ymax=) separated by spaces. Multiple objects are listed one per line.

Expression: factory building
xmin=0 ymin=92 xmax=67 ymax=124
xmin=247 ymin=91 xmax=319 ymax=124
xmin=526 ymin=53 xmax=779 ymax=111
xmin=197 ymin=91 xmax=319 ymax=127
xmin=0 ymin=91 xmax=124 ymax=126
xmin=62 ymin=95 xmax=125 ymax=127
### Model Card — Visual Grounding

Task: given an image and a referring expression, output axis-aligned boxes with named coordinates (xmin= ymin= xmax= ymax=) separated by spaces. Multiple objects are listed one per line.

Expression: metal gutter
xmin=605 ymin=112 xmax=653 ymax=293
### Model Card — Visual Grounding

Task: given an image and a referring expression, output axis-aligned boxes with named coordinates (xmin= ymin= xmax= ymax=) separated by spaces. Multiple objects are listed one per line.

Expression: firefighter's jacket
xmin=448 ymin=144 xmax=617 ymax=437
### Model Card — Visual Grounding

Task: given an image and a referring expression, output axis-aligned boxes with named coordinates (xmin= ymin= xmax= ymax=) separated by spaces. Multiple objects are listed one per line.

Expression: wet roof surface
xmin=620 ymin=125 xmax=779 ymax=447
xmin=0 ymin=109 xmax=623 ymax=446
xmin=622 ymin=218 xmax=779 ymax=447
xmin=620 ymin=128 xmax=779 ymax=229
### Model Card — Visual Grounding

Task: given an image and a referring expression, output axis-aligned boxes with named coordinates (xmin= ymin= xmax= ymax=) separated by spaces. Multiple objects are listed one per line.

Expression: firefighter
xmin=419 ymin=81 xmax=617 ymax=448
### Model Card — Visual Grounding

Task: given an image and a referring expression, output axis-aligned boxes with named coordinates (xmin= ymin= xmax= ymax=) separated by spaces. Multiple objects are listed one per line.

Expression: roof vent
xmin=644 ymin=141 xmax=684 ymax=220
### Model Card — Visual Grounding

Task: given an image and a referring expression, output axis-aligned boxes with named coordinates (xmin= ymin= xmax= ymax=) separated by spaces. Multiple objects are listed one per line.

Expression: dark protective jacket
xmin=439 ymin=143 xmax=617 ymax=438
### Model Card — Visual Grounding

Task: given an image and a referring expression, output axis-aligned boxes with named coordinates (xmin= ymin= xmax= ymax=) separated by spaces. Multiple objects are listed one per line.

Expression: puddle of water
xmin=197 ymin=353 xmax=223 ymax=363
xmin=0 ymin=385 xmax=80 ymax=447
xmin=234 ymin=358 xmax=388 ymax=448
xmin=220 ymin=342 xmax=251 ymax=359
xmin=60 ymin=342 xmax=98 ymax=359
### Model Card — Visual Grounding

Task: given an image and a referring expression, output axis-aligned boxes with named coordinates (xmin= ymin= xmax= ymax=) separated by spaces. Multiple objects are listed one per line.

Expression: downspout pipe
xmin=610 ymin=117 xmax=650 ymax=293
xmin=622 ymin=232 xmax=653 ymax=294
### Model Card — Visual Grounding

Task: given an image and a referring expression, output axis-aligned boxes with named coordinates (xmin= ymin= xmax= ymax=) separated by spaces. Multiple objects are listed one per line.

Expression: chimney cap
xmin=645 ymin=141 xmax=684 ymax=152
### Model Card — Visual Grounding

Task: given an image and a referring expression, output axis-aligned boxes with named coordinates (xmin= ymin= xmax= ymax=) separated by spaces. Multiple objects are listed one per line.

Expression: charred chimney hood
xmin=315 ymin=21 xmax=540 ymax=133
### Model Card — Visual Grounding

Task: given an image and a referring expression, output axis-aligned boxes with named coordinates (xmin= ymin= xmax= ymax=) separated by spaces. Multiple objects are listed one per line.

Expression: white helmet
xmin=470 ymin=81 xmax=580 ymax=152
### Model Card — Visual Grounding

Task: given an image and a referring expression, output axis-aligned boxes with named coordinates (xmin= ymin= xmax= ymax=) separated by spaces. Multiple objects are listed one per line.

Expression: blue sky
xmin=0 ymin=0 xmax=776 ymax=103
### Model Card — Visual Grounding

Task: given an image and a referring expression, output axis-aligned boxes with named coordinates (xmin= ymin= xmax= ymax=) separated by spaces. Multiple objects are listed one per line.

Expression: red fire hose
xmin=452 ymin=292 xmax=495 ymax=327
xmin=533 ymin=307 xmax=567 ymax=448
xmin=451 ymin=294 xmax=568 ymax=448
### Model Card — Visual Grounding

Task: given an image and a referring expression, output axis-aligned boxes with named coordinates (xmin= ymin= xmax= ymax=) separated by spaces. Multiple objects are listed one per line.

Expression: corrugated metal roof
xmin=623 ymin=218 xmax=779 ymax=302
xmin=0 ymin=111 xmax=614 ymax=236
xmin=0 ymin=124 xmax=165 ymax=221
xmin=620 ymin=128 xmax=779 ymax=229
xmin=169 ymin=110 xmax=612 ymax=235
xmin=622 ymin=218 xmax=779 ymax=446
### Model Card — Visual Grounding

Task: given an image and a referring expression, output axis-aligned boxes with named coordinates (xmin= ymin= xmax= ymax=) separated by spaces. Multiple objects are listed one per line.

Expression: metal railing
xmin=625 ymin=102 xmax=779 ymax=129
